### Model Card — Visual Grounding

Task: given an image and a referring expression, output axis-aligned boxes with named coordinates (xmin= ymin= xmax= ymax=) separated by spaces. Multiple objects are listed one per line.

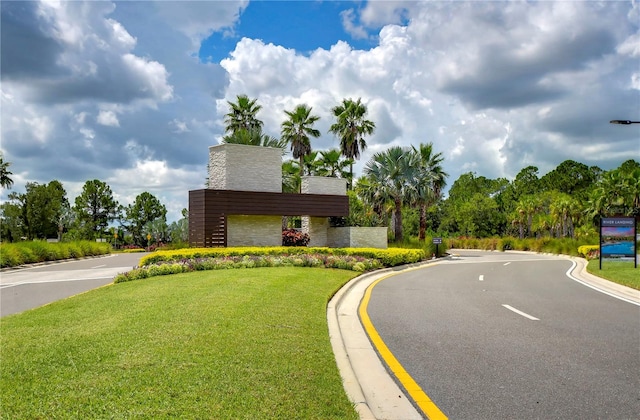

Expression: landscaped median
xmin=1 ymin=267 xmax=362 ymax=418
xmin=114 ymin=246 xmax=427 ymax=283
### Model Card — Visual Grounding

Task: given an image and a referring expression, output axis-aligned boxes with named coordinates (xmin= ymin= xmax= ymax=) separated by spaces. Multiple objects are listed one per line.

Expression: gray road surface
xmin=0 ymin=253 xmax=148 ymax=317
xmin=366 ymin=251 xmax=640 ymax=419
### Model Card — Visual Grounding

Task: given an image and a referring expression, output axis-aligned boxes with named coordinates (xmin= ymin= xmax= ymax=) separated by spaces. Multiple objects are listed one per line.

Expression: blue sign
xmin=600 ymin=217 xmax=636 ymax=269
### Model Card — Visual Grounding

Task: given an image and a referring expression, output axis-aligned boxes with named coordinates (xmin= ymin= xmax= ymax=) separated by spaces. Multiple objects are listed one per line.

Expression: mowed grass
xmin=587 ymin=258 xmax=640 ymax=290
xmin=1 ymin=268 xmax=360 ymax=419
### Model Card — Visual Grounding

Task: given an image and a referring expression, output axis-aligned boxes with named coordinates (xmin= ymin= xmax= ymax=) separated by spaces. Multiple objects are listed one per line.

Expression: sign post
xmin=600 ymin=217 xmax=637 ymax=269
xmin=432 ymin=237 xmax=442 ymax=258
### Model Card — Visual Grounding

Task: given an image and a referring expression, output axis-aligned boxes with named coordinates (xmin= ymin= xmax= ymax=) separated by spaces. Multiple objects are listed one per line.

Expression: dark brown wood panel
xmin=191 ymin=189 xmax=349 ymax=216
xmin=188 ymin=189 xmax=348 ymax=247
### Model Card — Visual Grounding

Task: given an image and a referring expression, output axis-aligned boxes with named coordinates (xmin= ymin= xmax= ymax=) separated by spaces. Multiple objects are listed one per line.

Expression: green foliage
xmin=0 ymin=241 xmax=112 ymax=268
xmin=4 ymin=180 xmax=69 ymax=240
xmin=447 ymin=236 xmax=596 ymax=257
xmin=73 ymin=179 xmax=119 ymax=239
xmin=124 ymin=192 xmax=167 ymax=246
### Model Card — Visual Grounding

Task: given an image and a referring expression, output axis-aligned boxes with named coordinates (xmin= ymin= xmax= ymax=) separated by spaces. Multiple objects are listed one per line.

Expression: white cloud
xmin=97 ymin=110 xmax=119 ymax=127
xmin=2 ymin=0 xmax=637 ymax=225
xmin=218 ymin=0 xmax=636 ymax=186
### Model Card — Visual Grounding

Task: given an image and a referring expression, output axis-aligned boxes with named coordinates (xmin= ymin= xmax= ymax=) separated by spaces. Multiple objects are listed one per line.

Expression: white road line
xmin=504 ymin=262 xmax=511 ymax=266
xmin=92 ymin=264 xmax=106 ymax=269
xmin=0 ymin=277 xmax=115 ymax=288
xmin=502 ymin=304 xmax=539 ymax=320
xmin=479 ymin=275 xmax=484 ymax=281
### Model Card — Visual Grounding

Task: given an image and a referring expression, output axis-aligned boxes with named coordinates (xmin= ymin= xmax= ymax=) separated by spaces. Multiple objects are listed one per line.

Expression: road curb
xmin=328 ymin=258 xmax=447 ymax=420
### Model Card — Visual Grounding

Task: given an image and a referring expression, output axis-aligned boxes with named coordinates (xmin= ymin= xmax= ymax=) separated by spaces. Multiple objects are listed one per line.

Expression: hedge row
xmin=0 ymin=241 xmax=112 ymax=268
xmin=446 ymin=236 xmax=595 ymax=256
xmin=139 ymin=246 xmax=426 ymax=268
xmin=114 ymin=253 xmax=385 ymax=283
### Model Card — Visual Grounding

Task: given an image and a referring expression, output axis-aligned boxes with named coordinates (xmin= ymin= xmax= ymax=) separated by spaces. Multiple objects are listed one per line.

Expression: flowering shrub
xmin=113 ymin=253 xmax=384 ymax=283
xmin=140 ymin=246 xmax=426 ymax=267
xmin=282 ymin=229 xmax=310 ymax=247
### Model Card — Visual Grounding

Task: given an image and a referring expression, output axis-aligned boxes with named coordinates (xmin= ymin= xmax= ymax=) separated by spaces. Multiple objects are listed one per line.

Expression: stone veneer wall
xmin=226 ymin=215 xmax=283 ymax=247
xmin=327 ymin=227 xmax=388 ymax=249
xmin=208 ymin=144 xmax=282 ymax=192
xmin=301 ymin=177 xmax=346 ymax=246
xmin=301 ymin=217 xmax=329 ymax=247
xmin=301 ymin=176 xmax=346 ymax=195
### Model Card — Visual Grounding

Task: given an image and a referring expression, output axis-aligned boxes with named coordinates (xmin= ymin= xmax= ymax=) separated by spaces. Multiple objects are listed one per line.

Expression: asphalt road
xmin=0 ymin=253 xmax=148 ymax=317
xmin=367 ymin=251 xmax=640 ymax=419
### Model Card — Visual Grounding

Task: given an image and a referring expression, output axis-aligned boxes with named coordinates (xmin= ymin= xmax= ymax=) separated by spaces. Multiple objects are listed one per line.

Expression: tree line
xmin=0 ymin=169 xmax=186 ymax=247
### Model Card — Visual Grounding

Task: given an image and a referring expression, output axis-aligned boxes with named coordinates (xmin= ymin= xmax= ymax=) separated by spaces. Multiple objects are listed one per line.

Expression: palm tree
xmin=410 ymin=143 xmax=448 ymax=241
xmin=221 ymin=128 xmax=287 ymax=152
xmin=223 ymin=94 xmax=263 ymax=134
xmin=364 ymin=146 xmax=415 ymax=242
xmin=282 ymin=160 xmax=301 ymax=194
xmin=281 ymin=104 xmax=321 ymax=178
xmin=302 ymin=151 xmax=320 ymax=176
xmin=0 ymin=153 xmax=14 ymax=189
xmin=329 ymin=98 xmax=375 ymax=188
xmin=515 ymin=196 xmax=541 ymax=238
xmin=354 ymin=175 xmax=391 ymax=227
xmin=317 ymin=149 xmax=353 ymax=179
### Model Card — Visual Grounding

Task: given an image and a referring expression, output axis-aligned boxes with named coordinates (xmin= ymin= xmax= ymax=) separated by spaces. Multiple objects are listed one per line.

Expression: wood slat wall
xmin=188 ymin=189 xmax=349 ymax=247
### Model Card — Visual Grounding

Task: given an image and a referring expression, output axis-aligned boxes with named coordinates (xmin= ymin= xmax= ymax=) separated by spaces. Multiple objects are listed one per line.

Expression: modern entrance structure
xmin=188 ymin=144 xmax=387 ymax=248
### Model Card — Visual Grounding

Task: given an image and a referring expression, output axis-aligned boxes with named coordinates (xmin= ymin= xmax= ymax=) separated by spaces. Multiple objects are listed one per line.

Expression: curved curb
xmin=328 ymin=259 xmax=447 ymax=420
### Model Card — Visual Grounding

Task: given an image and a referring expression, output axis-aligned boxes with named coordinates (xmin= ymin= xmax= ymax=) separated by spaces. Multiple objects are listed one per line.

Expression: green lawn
xmin=587 ymin=258 xmax=640 ymax=290
xmin=1 ymin=268 xmax=359 ymax=419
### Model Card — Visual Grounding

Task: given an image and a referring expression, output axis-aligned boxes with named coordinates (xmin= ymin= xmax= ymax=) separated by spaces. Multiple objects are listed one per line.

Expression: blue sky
xmin=200 ymin=1 xmax=379 ymax=62
xmin=1 ymin=1 xmax=638 ymax=223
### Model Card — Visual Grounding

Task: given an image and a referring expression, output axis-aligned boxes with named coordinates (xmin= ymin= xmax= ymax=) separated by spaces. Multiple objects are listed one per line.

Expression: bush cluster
xmin=0 ymin=241 xmax=112 ymax=268
xmin=578 ymin=245 xmax=600 ymax=260
xmin=282 ymin=229 xmax=310 ymax=247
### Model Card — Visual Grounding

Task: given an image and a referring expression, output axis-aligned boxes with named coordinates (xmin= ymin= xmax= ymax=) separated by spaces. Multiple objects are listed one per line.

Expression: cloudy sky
xmin=1 ymin=0 xmax=639 ymax=223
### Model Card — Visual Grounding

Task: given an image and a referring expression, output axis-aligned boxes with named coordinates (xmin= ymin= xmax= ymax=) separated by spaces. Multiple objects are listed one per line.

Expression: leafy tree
xmin=169 ymin=208 xmax=189 ymax=244
xmin=282 ymin=160 xmax=301 ymax=194
xmin=512 ymin=166 xmax=540 ymax=199
xmin=224 ymin=94 xmax=263 ymax=134
xmin=329 ymin=98 xmax=375 ymax=188
xmin=5 ymin=181 xmax=69 ymax=240
xmin=540 ymin=160 xmax=598 ymax=199
xmin=281 ymin=104 xmax=321 ymax=178
xmin=125 ymin=192 xmax=167 ymax=246
xmin=441 ymin=172 xmax=508 ymax=236
xmin=73 ymin=180 xmax=119 ymax=239
xmin=144 ymin=218 xmax=169 ymax=245
xmin=0 ymin=152 xmax=14 ymax=189
xmin=456 ymin=193 xmax=503 ymax=237
xmin=0 ymin=202 xmax=24 ymax=241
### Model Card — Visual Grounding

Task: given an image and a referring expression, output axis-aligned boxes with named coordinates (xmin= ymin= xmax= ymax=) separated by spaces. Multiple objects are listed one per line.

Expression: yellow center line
xmin=359 ymin=269 xmax=448 ymax=420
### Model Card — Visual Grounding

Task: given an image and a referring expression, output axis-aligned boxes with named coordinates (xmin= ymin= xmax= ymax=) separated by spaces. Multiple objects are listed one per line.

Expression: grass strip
xmin=1 ymin=267 xmax=359 ymax=419
xmin=587 ymin=258 xmax=640 ymax=290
